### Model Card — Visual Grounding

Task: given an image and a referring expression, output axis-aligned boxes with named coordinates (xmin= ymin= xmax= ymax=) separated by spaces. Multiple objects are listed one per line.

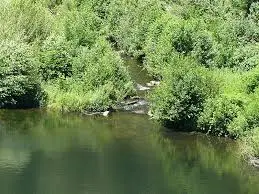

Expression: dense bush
xmin=229 ymin=97 xmax=259 ymax=135
xmin=0 ymin=40 xmax=43 ymax=108
xmin=197 ymin=96 xmax=242 ymax=137
xmin=106 ymin=0 xmax=163 ymax=56
xmin=144 ymin=13 xmax=181 ymax=75
xmin=39 ymin=36 xmax=74 ymax=81
xmin=0 ymin=0 xmax=53 ymax=42
xmin=0 ymin=0 xmax=135 ymax=112
xmin=229 ymin=43 xmax=259 ymax=70
xmin=44 ymin=38 xmax=135 ymax=112
xmin=243 ymin=128 xmax=259 ymax=157
xmin=149 ymin=58 xmax=218 ymax=130
xmin=191 ymin=32 xmax=216 ymax=67
xmin=60 ymin=4 xmax=103 ymax=46
xmin=249 ymin=2 xmax=259 ymax=21
xmin=245 ymin=66 xmax=259 ymax=93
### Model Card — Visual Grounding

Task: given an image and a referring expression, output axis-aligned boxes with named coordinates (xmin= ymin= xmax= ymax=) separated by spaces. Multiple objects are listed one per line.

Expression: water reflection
xmin=0 ymin=110 xmax=258 ymax=194
xmin=150 ymin=131 xmax=259 ymax=194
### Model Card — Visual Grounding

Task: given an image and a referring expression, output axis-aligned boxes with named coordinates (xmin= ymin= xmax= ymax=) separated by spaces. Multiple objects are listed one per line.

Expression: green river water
xmin=0 ymin=109 xmax=259 ymax=194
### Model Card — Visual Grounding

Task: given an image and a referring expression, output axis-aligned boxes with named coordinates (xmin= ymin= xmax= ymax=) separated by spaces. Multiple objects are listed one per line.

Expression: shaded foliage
xmin=0 ymin=40 xmax=43 ymax=108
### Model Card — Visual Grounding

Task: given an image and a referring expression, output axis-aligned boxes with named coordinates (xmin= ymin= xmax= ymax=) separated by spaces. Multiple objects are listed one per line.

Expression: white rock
xmin=150 ymin=81 xmax=160 ymax=86
xmin=146 ymin=83 xmax=153 ymax=87
xmin=146 ymin=81 xmax=160 ymax=87
xmin=103 ymin=111 xmax=110 ymax=117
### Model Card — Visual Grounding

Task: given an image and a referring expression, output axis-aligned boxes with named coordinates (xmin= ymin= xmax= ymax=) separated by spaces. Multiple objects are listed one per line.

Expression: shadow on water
xmin=0 ymin=110 xmax=259 ymax=194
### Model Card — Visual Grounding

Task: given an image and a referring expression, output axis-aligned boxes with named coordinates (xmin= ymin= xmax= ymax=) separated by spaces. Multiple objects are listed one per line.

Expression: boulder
xmin=250 ymin=157 xmax=259 ymax=168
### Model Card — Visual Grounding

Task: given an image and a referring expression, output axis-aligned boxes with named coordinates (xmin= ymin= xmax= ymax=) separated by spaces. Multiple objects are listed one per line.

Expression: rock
xmin=121 ymin=100 xmax=139 ymax=106
xmin=103 ymin=111 xmax=110 ymax=117
xmin=136 ymin=84 xmax=150 ymax=91
xmin=116 ymin=98 xmax=149 ymax=114
xmin=130 ymin=96 xmax=141 ymax=100
xmin=146 ymin=80 xmax=160 ymax=87
xmin=151 ymin=80 xmax=160 ymax=86
xmin=146 ymin=82 xmax=153 ymax=87
xmin=250 ymin=157 xmax=259 ymax=168
xmin=135 ymin=99 xmax=148 ymax=106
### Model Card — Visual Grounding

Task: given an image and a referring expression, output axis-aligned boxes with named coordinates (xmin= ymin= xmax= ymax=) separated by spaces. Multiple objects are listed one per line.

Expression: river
xmin=0 ymin=109 xmax=258 ymax=194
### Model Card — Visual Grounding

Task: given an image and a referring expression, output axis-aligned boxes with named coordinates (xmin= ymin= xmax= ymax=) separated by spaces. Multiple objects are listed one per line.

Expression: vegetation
xmin=102 ymin=0 xmax=259 ymax=157
xmin=1 ymin=0 xmax=259 ymax=157
xmin=0 ymin=40 xmax=42 ymax=108
xmin=0 ymin=0 xmax=134 ymax=112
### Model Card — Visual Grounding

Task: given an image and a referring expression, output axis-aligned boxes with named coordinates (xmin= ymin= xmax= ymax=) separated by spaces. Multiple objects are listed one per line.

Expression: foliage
xmin=0 ymin=0 xmax=53 ymax=42
xmin=229 ymin=95 xmax=259 ymax=136
xmin=229 ymin=43 xmax=259 ymax=70
xmin=106 ymin=0 xmax=163 ymax=57
xmin=0 ymin=40 xmax=43 ymax=108
xmin=39 ymin=36 xmax=74 ymax=81
xmin=149 ymin=58 xmax=218 ymax=130
xmin=0 ymin=0 xmax=135 ymax=113
xmin=197 ymin=96 xmax=242 ymax=137
xmin=243 ymin=128 xmax=259 ymax=157
xmin=44 ymin=38 xmax=135 ymax=112
xmin=57 ymin=3 xmax=103 ymax=47
xmin=249 ymin=2 xmax=259 ymax=21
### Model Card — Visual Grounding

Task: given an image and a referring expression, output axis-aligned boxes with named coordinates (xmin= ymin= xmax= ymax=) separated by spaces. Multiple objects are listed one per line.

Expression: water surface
xmin=0 ymin=110 xmax=258 ymax=194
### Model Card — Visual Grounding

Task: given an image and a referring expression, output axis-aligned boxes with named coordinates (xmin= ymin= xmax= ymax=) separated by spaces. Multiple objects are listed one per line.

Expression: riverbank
xmin=1 ymin=0 xmax=259 ymax=160
xmin=101 ymin=0 xmax=259 ymax=160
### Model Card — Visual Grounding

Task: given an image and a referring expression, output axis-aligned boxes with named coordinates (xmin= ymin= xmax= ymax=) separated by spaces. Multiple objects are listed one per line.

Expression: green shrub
xmin=171 ymin=21 xmax=197 ymax=54
xmin=144 ymin=16 xmax=207 ymax=74
xmin=149 ymin=57 xmax=218 ymax=130
xmin=72 ymin=39 xmax=134 ymax=93
xmin=228 ymin=96 xmax=259 ymax=136
xmin=60 ymin=5 xmax=103 ymax=47
xmin=39 ymin=36 xmax=74 ymax=81
xmin=44 ymin=38 xmax=135 ymax=112
xmin=144 ymin=13 xmax=182 ymax=75
xmin=44 ymin=79 xmax=117 ymax=112
xmin=245 ymin=66 xmax=259 ymax=93
xmin=106 ymin=0 xmax=163 ymax=57
xmin=0 ymin=40 xmax=43 ymax=108
xmin=144 ymin=15 xmax=216 ymax=73
xmin=209 ymin=43 xmax=234 ymax=68
xmin=244 ymin=0 xmax=259 ymax=14
xmin=191 ymin=31 xmax=216 ymax=67
xmin=243 ymin=127 xmax=259 ymax=157
xmin=249 ymin=2 xmax=259 ymax=21
xmin=0 ymin=0 xmax=53 ymax=42
xmin=197 ymin=96 xmax=242 ymax=137
xmin=229 ymin=43 xmax=259 ymax=70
